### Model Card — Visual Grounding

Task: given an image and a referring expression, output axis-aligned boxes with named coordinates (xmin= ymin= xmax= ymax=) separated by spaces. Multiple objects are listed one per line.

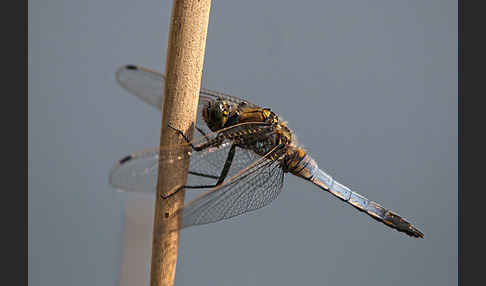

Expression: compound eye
xmin=204 ymin=99 xmax=230 ymax=131
xmin=210 ymin=103 xmax=223 ymax=121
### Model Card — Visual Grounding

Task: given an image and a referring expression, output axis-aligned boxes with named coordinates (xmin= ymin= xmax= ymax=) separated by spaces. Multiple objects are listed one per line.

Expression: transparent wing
xmin=115 ymin=65 xmax=166 ymax=110
xmin=173 ymin=144 xmax=286 ymax=229
xmin=115 ymin=64 xmax=258 ymax=109
xmin=116 ymin=64 xmax=259 ymax=137
xmin=109 ymin=122 xmax=275 ymax=194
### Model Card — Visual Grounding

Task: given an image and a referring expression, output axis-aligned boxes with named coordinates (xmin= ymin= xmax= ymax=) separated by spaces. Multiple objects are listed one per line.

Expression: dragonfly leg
xmin=188 ymin=171 xmax=219 ymax=179
xmin=168 ymin=123 xmax=214 ymax=150
xmin=167 ymin=123 xmax=191 ymax=143
xmin=161 ymin=144 xmax=237 ymax=199
xmin=195 ymin=126 xmax=208 ymax=137
xmin=161 ymin=185 xmax=185 ymax=199
xmin=167 ymin=123 xmax=205 ymax=151
xmin=161 ymin=184 xmax=222 ymax=199
xmin=216 ymin=143 xmax=236 ymax=185
xmin=195 ymin=126 xmax=212 ymax=145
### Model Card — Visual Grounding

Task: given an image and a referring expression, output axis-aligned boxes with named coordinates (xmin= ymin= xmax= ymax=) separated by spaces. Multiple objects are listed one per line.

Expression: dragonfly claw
xmin=161 ymin=185 xmax=185 ymax=199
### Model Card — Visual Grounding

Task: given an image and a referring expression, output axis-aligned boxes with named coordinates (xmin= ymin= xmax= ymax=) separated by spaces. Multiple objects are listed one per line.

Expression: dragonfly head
xmin=202 ymin=98 xmax=231 ymax=131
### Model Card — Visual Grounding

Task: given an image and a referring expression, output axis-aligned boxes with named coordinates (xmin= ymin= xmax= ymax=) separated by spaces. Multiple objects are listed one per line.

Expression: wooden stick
xmin=150 ymin=1 xmax=212 ymax=286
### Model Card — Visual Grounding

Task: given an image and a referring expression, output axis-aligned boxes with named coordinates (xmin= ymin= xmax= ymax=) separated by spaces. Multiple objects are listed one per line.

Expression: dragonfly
xmin=109 ymin=65 xmax=424 ymax=238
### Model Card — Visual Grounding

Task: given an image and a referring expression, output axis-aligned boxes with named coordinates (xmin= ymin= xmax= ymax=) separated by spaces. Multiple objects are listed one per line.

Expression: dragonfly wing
xmin=116 ymin=65 xmax=165 ymax=110
xmin=199 ymin=87 xmax=258 ymax=108
xmin=109 ymin=122 xmax=276 ymax=194
xmin=109 ymin=144 xmax=192 ymax=194
xmin=115 ymin=64 xmax=258 ymax=110
xmin=173 ymin=144 xmax=286 ymax=229
xmin=115 ymin=64 xmax=259 ymax=137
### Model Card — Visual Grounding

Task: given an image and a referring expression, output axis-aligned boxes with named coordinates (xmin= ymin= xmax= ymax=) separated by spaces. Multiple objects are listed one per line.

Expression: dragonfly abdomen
xmin=282 ymin=148 xmax=424 ymax=237
xmin=308 ymin=167 xmax=424 ymax=238
xmin=282 ymin=147 xmax=318 ymax=179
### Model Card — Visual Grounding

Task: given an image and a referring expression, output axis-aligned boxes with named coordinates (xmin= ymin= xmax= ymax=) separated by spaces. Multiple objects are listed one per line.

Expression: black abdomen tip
xmin=125 ymin=65 xmax=138 ymax=70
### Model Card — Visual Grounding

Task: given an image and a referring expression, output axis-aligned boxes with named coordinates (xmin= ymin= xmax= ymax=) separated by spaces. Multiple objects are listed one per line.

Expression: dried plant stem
xmin=150 ymin=1 xmax=212 ymax=286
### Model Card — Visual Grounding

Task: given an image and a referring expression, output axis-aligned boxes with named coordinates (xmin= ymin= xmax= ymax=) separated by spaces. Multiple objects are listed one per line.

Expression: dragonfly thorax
xmin=202 ymin=98 xmax=297 ymax=158
xmin=202 ymin=97 xmax=283 ymax=132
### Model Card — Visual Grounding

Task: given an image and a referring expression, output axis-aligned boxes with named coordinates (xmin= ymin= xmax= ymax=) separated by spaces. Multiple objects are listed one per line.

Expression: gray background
xmin=29 ymin=0 xmax=457 ymax=285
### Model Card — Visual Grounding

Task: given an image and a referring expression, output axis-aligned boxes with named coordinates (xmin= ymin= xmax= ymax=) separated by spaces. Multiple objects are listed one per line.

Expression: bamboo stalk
xmin=150 ymin=1 xmax=212 ymax=286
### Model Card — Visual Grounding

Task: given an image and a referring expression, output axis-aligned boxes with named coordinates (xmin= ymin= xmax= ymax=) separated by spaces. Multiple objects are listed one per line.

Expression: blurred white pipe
xmin=119 ymin=197 xmax=154 ymax=286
